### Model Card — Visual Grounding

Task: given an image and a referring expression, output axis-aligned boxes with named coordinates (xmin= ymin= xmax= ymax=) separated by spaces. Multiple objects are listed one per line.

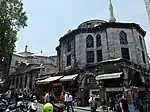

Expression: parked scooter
xmin=28 ymin=102 xmax=37 ymax=112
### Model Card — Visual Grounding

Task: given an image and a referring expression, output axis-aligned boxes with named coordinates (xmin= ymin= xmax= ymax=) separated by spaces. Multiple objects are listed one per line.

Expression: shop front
xmin=36 ymin=75 xmax=63 ymax=99
xmin=96 ymin=72 xmax=124 ymax=104
xmin=59 ymin=74 xmax=78 ymax=97
xmin=37 ymin=74 xmax=79 ymax=102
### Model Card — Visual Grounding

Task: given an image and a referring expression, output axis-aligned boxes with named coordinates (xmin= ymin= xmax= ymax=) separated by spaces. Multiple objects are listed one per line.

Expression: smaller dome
xmin=78 ymin=19 xmax=107 ymax=29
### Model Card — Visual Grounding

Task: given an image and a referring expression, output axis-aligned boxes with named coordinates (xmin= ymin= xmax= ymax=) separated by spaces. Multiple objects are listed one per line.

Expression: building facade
xmin=56 ymin=19 xmax=150 ymax=106
xmin=9 ymin=45 xmax=34 ymax=76
xmin=57 ymin=20 xmax=148 ymax=71
xmin=9 ymin=47 xmax=58 ymax=93
xmin=9 ymin=53 xmax=26 ymax=76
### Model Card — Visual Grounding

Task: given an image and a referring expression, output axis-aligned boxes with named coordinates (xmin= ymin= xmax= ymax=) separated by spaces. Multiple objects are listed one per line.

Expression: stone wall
xmin=59 ymin=27 xmax=149 ymax=71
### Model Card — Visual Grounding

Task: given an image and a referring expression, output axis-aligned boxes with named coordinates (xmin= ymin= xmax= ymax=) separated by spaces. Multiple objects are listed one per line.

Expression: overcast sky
xmin=16 ymin=0 xmax=150 ymax=55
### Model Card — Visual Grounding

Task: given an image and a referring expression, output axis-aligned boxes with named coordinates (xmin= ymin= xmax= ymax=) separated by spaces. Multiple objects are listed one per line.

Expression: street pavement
xmin=28 ymin=101 xmax=89 ymax=112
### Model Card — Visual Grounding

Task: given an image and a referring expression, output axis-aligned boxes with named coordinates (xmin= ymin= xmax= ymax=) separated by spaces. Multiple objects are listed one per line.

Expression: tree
xmin=0 ymin=0 xmax=28 ymax=89
xmin=0 ymin=0 xmax=28 ymax=57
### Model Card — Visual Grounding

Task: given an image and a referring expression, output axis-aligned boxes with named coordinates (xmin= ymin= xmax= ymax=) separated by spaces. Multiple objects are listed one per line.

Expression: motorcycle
xmin=0 ymin=99 xmax=8 ymax=111
xmin=27 ymin=102 xmax=37 ymax=112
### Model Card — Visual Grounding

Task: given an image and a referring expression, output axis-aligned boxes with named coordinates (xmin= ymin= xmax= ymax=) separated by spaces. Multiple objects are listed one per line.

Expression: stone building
xmin=9 ymin=45 xmax=34 ymax=76
xmin=56 ymin=19 xmax=150 ymax=106
xmin=9 ymin=46 xmax=58 ymax=93
xmin=9 ymin=53 xmax=27 ymax=76
xmin=55 ymin=0 xmax=150 ymax=106
xmin=57 ymin=20 xmax=149 ymax=70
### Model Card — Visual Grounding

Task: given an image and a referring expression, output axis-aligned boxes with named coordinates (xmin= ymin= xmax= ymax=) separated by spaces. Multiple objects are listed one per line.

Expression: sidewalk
xmin=75 ymin=106 xmax=108 ymax=112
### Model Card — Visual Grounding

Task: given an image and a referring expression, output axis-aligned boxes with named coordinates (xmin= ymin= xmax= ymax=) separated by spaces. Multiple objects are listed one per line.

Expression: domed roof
xmin=78 ymin=19 xmax=107 ymax=29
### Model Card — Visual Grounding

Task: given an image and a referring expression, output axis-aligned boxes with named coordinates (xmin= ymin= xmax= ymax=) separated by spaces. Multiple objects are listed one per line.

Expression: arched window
xmin=96 ymin=34 xmax=101 ymax=47
xmin=120 ymin=31 xmax=128 ymax=44
xmin=86 ymin=35 xmax=94 ymax=48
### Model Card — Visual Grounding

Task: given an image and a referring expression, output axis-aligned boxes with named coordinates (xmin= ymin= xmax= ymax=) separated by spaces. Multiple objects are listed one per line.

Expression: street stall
xmin=37 ymin=75 xmax=63 ymax=101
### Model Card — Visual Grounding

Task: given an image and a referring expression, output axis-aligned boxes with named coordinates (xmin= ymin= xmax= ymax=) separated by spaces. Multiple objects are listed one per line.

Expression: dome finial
xmin=109 ymin=0 xmax=116 ymax=23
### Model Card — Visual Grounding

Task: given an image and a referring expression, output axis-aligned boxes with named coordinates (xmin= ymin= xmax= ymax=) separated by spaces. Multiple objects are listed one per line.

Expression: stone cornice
xmin=59 ymin=22 xmax=146 ymax=41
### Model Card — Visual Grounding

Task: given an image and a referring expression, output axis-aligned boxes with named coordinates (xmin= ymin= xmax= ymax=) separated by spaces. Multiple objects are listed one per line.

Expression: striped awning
xmin=60 ymin=74 xmax=78 ymax=82
xmin=96 ymin=72 xmax=123 ymax=80
xmin=37 ymin=75 xmax=63 ymax=84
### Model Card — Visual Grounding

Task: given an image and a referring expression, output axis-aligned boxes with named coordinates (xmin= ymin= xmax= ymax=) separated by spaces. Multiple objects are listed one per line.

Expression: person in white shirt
xmin=44 ymin=92 xmax=50 ymax=103
xmin=68 ymin=93 xmax=74 ymax=112
xmin=64 ymin=92 xmax=69 ymax=110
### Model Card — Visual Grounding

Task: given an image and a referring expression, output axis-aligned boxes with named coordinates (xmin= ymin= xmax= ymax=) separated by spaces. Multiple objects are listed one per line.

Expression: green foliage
xmin=0 ymin=0 xmax=28 ymax=58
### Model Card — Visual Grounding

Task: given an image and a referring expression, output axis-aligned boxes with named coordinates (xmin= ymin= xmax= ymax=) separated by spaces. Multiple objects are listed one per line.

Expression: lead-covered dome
xmin=78 ymin=19 xmax=107 ymax=29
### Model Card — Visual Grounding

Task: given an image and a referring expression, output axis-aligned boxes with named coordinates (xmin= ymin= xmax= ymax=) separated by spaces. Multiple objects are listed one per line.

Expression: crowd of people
xmin=43 ymin=91 xmax=74 ymax=112
xmin=88 ymin=93 xmax=150 ymax=112
xmin=1 ymin=89 xmax=36 ymax=104
xmin=1 ymin=89 xmax=75 ymax=112
xmin=106 ymin=93 xmax=150 ymax=112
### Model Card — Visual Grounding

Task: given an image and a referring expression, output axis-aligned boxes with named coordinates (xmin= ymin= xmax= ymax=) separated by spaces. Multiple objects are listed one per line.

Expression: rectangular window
xmin=24 ymin=75 xmax=27 ymax=88
xmin=121 ymin=48 xmax=130 ymax=60
xmin=142 ymin=51 xmax=146 ymax=63
xmin=67 ymin=55 xmax=71 ymax=66
xmin=20 ymin=77 xmax=22 ymax=88
xmin=87 ymin=51 xmax=94 ymax=63
xmin=67 ymin=41 xmax=71 ymax=52
xmin=97 ymin=50 xmax=103 ymax=62
xmin=12 ymin=78 xmax=15 ymax=85
xmin=139 ymin=36 xmax=143 ymax=49
xmin=15 ymin=61 xmax=18 ymax=65
xmin=16 ymin=76 xmax=18 ymax=88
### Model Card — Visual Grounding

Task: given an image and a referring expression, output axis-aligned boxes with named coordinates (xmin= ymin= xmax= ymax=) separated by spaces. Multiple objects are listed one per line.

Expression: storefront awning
xmin=37 ymin=75 xmax=63 ymax=84
xmin=60 ymin=74 xmax=78 ymax=82
xmin=0 ymin=79 xmax=4 ymax=84
xmin=0 ymin=81 xmax=4 ymax=84
xmin=96 ymin=72 xmax=123 ymax=80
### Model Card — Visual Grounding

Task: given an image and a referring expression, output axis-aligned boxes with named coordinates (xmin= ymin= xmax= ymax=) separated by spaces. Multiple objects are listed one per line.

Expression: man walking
xmin=68 ymin=92 xmax=74 ymax=112
xmin=44 ymin=92 xmax=50 ymax=103
xmin=64 ymin=92 xmax=69 ymax=110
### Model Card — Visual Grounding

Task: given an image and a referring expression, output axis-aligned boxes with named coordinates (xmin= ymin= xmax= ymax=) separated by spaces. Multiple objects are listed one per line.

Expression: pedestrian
xmin=89 ymin=95 xmax=94 ymax=104
xmin=5 ymin=90 xmax=11 ymax=104
xmin=15 ymin=90 xmax=19 ymax=105
xmin=68 ymin=92 xmax=74 ymax=112
xmin=89 ymin=96 xmax=97 ymax=112
xmin=108 ymin=97 xmax=115 ymax=111
xmin=44 ymin=92 xmax=50 ymax=103
xmin=60 ymin=92 xmax=64 ymax=103
xmin=119 ymin=94 xmax=129 ymax=112
xmin=64 ymin=92 xmax=69 ymax=110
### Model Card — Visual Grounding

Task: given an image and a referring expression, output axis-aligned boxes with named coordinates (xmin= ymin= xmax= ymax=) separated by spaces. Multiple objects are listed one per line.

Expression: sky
xmin=16 ymin=0 xmax=150 ymax=56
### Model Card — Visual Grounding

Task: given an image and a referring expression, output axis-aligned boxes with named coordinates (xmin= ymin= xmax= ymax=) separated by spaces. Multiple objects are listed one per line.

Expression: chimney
xmin=25 ymin=45 xmax=28 ymax=52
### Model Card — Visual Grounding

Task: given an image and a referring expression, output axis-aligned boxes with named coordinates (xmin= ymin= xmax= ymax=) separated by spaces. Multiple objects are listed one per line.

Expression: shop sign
xmin=106 ymin=87 xmax=123 ymax=92
xmin=52 ymin=83 xmax=62 ymax=86
xmin=138 ymin=87 xmax=145 ymax=91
